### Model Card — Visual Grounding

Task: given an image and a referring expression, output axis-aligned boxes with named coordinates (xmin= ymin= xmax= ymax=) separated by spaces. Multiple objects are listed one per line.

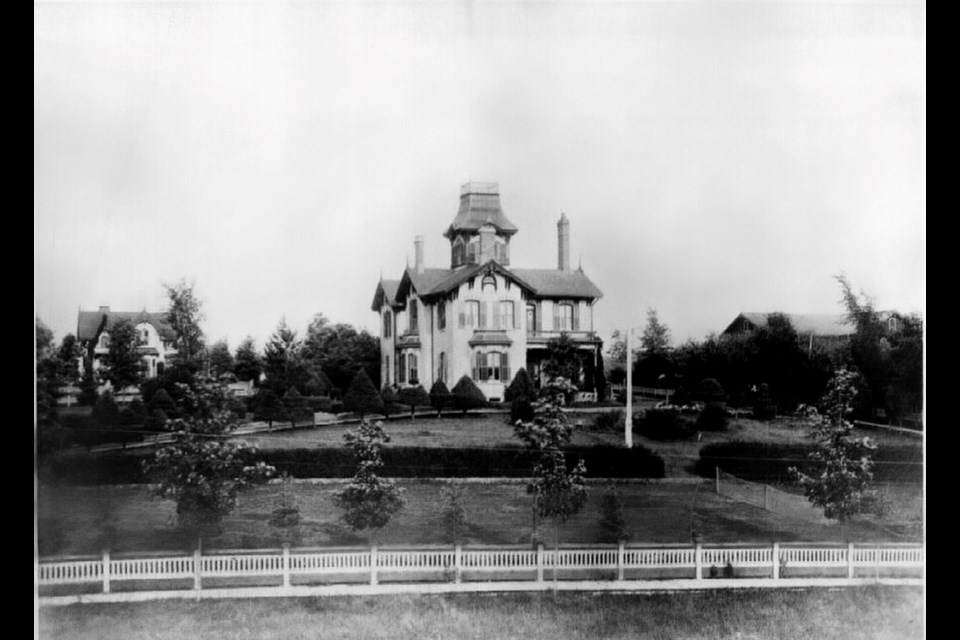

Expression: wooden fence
xmin=37 ymin=542 xmax=923 ymax=605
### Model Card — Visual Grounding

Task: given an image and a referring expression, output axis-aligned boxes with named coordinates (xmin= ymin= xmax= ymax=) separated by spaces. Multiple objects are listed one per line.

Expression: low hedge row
xmin=40 ymin=444 xmax=665 ymax=485
xmin=695 ymin=441 xmax=923 ymax=484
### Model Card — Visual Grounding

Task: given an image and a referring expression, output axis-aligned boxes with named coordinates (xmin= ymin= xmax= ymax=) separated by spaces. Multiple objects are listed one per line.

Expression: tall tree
xmin=164 ymin=278 xmax=206 ymax=365
xmin=233 ymin=336 xmax=263 ymax=384
xmin=102 ymin=318 xmax=143 ymax=390
xmin=640 ymin=308 xmax=671 ymax=356
xmin=303 ymin=313 xmax=380 ymax=395
xmin=142 ymin=379 xmax=275 ymax=543
xmin=791 ymin=368 xmax=882 ymax=530
xmin=333 ymin=420 xmax=405 ymax=541
xmin=835 ymin=274 xmax=888 ymax=419
xmin=207 ymin=339 xmax=235 ymax=379
xmin=263 ymin=319 xmax=309 ymax=394
xmin=543 ymin=333 xmax=582 ymax=392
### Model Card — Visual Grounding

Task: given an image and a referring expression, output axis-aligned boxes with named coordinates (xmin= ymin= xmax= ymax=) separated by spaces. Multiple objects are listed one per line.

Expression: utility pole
xmin=625 ymin=327 xmax=633 ymax=448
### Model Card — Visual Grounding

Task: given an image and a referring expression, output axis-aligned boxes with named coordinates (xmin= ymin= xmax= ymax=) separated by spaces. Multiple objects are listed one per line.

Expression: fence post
xmin=370 ymin=545 xmax=378 ymax=586
xmin=282 ymin=544 xmax=291 ymax=588
xmin=617 ymin=541 xmax=625 ymax=581
xmin=772 ymin=543 xmax=779 ymax=580
xmin=101 ymin=549 xmax=111 ymax=594
xmin=874 ymin=546 xmax=880 ymax=581
xmin=715 ymin=467 xmax=720 ymax=495
xmin=537 ymin=544 xmax=544 ymax=584
xmin=848 ymin=543 xmax=855 ymax=579
xmin=193 ymin=546 xmax=202 ymax=596
xmin=695 ymin=543 xmax=703 ymax=580
xmin=455 ymin=544 xmax=462 ymax=584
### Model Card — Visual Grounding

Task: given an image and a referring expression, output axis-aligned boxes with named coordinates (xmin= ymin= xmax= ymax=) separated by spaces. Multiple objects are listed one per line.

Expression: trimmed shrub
xmin=696 ymin=403 xmax=728 ymax=432
xmin=343 ymin=369 xmax=385 ymax=418
xmin=429 ymin=380 xmax=452 ymax=418
xmin=380 ymin=385 xmax=399 ymax=419
xmin=639 ymin=409 xmax=693 ymax=440
xmin=398 ymin=385 xmax=431 ymax=419
xmin=451 ymin=376 xmax=488 ymax=415
xmin=592 ymin=410 xmax=624 ymax=433
xmin=505 ymin=368 xmax=538 ymax=403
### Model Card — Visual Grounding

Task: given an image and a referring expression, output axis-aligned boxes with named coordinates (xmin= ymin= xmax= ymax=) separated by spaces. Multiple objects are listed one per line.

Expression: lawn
xmin=37 ymin=586 xmax=925 ymax=640
xmin=36 ymin=478 xmax=919 ymax=556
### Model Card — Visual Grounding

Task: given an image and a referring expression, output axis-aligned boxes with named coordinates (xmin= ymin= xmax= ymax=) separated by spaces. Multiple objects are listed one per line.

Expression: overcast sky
xmin=35 ymin=0 xmax=925 ymax=353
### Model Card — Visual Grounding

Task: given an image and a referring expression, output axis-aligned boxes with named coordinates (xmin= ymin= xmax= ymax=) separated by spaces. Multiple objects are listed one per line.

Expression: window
xmin=466 ymin=240 xmax=477 ymax=264
xmin=408 ymin=353 xmax=418 ymax=383
xmin=409 ymin=300 xmax=419 ymax=334
xmin=499 ymin=301 xmax=515 ymax=330
xmin=482 ymin=275 xmax=497 ymax=292
xmin=438 ymin=352 xmax=446 ymax=384
xmin=527 ymin=303 xmax=537 ymax=334
xmin=383 ymin=310 xmax=392 ymax=338
xmin=99 ymin=333 xmax=110 ymax=348
xmin=494 ymin=241 xmax=508 ymax=264
xmin=556 ymin=303 xmax=574 ymax=331
xmin=473 ymin=351 xmax=510 ymax=382
xmin=461 ymin=300 xmax=480 ymax=328
xmin=139 ymin=329 xmax=149 ymax=345
xmin=888 ymin=317 xmax=899 ymax=332
xmin=438 ymin=301 xmax=446 ymax=330
xmin=452 ymin=237 xmax=465 ymax=267
xmin=399 ymin=353 xmax=407 ymax=384
xmin=385 ymin=355 xmax=390 ymax=384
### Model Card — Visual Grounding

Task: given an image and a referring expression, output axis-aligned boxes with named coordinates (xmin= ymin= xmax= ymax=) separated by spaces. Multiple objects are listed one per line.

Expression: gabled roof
xmin=420 ymin=261 xmax=537 ymax=300
xmin=510 ymin=268 xmax=604 ymax=300
xmin=371 ymin=279 xmax=402 ymax=311
xmin=723 ymin=312 xmax=856 ymax=337
xmin=444 ymin=183 xmax=518 ymax=239
xmin=77 ymin=309 xmax=177 ymax=342
xmin=394 ymin=267 xmax=457 ymax=305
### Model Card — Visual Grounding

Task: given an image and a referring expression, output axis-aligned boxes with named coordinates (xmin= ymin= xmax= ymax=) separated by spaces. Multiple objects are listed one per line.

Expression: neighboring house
xmin=77 ymin=306 xmax=178 ymax=380
xmin=225 ymin=379 xmax=255 ymax=398
xmin=721 ymin=311 xmax=914 ymax=355
xmin=372 ymin=182 xmax=604 ymax=401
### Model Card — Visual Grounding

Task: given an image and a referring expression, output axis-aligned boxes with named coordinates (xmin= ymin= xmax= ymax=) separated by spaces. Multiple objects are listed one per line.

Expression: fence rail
xmin=37 ymin=541 xmax=923 ymax=605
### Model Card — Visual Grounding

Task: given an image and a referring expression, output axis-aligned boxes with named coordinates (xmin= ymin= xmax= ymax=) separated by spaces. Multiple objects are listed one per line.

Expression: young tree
xmin=397 ymin=385 xmax=431 ymax=420
xmin=451 ymin=375 xmax=488 ymax=415
xmin=429 ymin=380 xmax=452 ymax=418
xmin=343 ymin=369 xmax=385 ymax=419
xmin=102 ymin=318 xmax=143 ymax=390
xmin=254 ymin=389 xmax=288 ymax=430
xmin=333 ymin=420 xmax=405 ymax=540
xmin=233 ymin=336 xmax=263 ymax=385
xmin=440 ymin=481 xmax=468 ymax=545
xmin=207 ymin=340 xmax=235 ymax=379
xmin=283 ymin=387 xmax=310 ymax=428
xmin=142 ymin=380 xmax=275 ymax=544
xmin=543 ymin=333 xmax=582 ymax=389
xmin=164 ymin=278 xmax=206 ymax=364
xmin=791 ymin=368 xmax=881 ymax=531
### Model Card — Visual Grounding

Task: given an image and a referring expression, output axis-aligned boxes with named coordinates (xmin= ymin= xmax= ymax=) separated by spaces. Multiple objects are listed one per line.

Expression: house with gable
xmin=77 ymin=306 xmax=179 ymax=380
xmin=372 ymin=182 xmax=604 ymax=401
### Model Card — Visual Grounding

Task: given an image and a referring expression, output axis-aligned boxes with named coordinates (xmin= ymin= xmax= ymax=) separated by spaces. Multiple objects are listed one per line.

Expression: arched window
xmin=99 ymin=333 xmax=110 ymax=348
xmin=383 ymin=310 xmax=392 ymax=338
xmin=482 ymin=275 xmax=497 ymax=292
xmin=452 ymin=237 xmax=465 ymax=267
xmin=466 ymin=240 xmax=478 ymax=264
xmin=408 ymin=300 xmax=419 ymax=334
xmin=526 ymin=303 xmax=537 ymax=334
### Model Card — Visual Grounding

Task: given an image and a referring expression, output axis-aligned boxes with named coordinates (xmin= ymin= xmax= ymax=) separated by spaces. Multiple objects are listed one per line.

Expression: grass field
xmin=36 ymin=477 xmax=921 ymax=555
xmin=37 ymin=586 xmax=925 ymax=640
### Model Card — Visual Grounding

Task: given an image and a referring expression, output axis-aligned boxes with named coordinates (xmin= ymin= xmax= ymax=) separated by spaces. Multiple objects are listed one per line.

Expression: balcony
xmin=468 ymin=330 xmax=513 ymax=347
xmin=396 ymin=332 xmax=421 ymax=348
xmin=525 ymin=330 xmax=601 ymax=346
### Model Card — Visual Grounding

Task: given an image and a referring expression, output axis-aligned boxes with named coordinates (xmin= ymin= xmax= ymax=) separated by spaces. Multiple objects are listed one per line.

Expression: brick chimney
xmin=99 ymin=306 xmax=110 ymax=314
xmin=414 ymin=236 xmax=425 ymax=273
xmin=557 ymin=212 xmax=570 ymax=271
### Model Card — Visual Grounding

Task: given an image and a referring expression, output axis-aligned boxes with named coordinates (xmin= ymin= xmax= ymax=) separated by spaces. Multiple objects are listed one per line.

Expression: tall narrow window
xmin=385 ymin=355 xmax=390 ymax=385
xmin=526 ymin=304 xmax=537 ymax=335
xmin=383 ymin=310 xmax=392 ymax=338
xmin=409 ymin=300 xmax=419 ymax=334
xmin=438 ymin=301 xmax=446 ymax=330
xmin=438 ymin=352 xmax=446 ymax=383
xmin=409 ymin=353 xmax=418 ymax=383
xmin=464 ymin=300 xmax=480 ymax=328
xmin=399 ymin=353 xmax=407 ymax=384
xmin=453 ymin=237 xmax=465 ymax=267
xmin=466 ymin=240 xmax=477 ymax=264
xmin=499 ymin=301 xmax=515 ymax=329
xmin=556 ymin=302 xmax=574 ymax=331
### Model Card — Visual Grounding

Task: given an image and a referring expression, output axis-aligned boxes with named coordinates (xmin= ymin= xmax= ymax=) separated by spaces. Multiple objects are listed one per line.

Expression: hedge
xmin=40 ymin=444 xmax=665 ymax=485
xmin=695 ymin=441 xmax=923 ymax=484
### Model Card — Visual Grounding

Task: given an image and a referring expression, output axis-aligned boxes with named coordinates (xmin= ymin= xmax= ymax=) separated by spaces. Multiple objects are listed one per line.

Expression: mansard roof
xmin=443 ymin=182 xmax=519 ymax=239
xmin=77 ymin=309 xmax=176 ymax=342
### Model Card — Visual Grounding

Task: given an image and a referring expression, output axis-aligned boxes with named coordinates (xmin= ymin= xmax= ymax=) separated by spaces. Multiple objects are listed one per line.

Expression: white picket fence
xmin=37 ymin=542 xmax=923 ymax=605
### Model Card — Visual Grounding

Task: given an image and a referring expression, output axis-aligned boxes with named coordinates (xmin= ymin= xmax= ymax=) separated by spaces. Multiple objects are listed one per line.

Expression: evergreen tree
xmin=380 ymin=385 xmax=398 ymax=419
xmin=429 ymin=380 xmax=452 ymax=418
xmin=398 ymin=385 xmax=431 ymax=419
xmin=101 ymin=318 xmax=143 ymax=390
xmin=234 ymin=336 xmax=263 ymax=384
xmin=451 ymin=376 xmax=488 ymax=415
xmin=207 ymin=339 xmax=235 ymax=379
xmin=164 ymin=278 xmax=206 ymax=365
xmin=343 ymin=369 xmax=385 ymax=419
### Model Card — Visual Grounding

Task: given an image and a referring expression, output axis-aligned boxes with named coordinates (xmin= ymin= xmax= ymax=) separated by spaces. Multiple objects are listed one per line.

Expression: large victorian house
xmin=372 ymin=182 xmax=603 ymax=401
xmin=77 ymin=306 xmax=178 ymax=381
